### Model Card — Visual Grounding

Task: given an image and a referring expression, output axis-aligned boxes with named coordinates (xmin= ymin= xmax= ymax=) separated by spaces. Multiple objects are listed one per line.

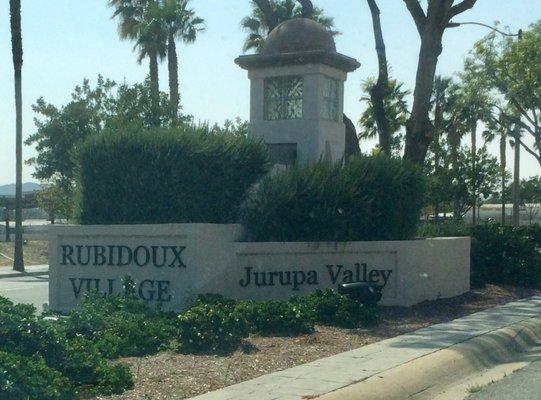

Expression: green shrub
xmin=77 ymin=125 xmax=268 ymax=224
xmin=235 ymin=300 xmax=314 ymax=336
xmin=0 ymin=351 xmax=73 ymax=400
xmin=419 ymin=222 xmax=541 ymax=288
xmin=292 ymin=289 xmax=379 ymax=328
xmin=60 ymin=337 xmax=133 ymax=396
xmin=63 ymin=292 xmax=178 ymax=359
xmin=0 ymin=296 xmax=134 ymax=397
xmin=176 ymin=302 xmax=249 ymax=353
xmin=0 ymin=300 xmax=67 ymax=368
xmin=241 ymin=155 xmax=426 ymax=242
xmin=469 ymin=224 xmax=541 ymax=288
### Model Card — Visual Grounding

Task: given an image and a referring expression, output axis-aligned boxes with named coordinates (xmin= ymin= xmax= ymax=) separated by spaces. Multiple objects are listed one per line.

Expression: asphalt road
xmin=0 ymin=273 xmax=49 ymax=313
xmin=468 ymin=360 xmax=541 ymax=400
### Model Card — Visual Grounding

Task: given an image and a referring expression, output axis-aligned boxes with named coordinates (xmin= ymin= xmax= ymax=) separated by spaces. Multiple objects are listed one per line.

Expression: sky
xmin=0 ymin=0 xmax=540 ymax=186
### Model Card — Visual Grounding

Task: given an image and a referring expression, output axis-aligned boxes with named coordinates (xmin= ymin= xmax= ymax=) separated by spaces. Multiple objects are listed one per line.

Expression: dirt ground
xmin=97 ymin=284 xmax=540 ymax=400
xmin=0 ymin=240 xmax=48 ymax=267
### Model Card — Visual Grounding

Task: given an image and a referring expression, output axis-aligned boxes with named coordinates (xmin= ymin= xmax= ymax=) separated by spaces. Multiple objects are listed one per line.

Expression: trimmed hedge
xmin=241 ymin=155 xmax=426 ymax=242
xmin=76 ymin=125 xmax=268 ymax=224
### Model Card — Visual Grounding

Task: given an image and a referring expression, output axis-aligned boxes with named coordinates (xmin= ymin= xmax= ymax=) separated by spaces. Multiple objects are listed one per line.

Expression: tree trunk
xmin=254 ymin=0 xmax=278 ymax=32
xmin=168 ymin=33 xmax=179 ymax=124
xmin=403 ymin=31 xmax=442 ymax=164
xmin=402 ymin=0 xmax=478 ymax=165
xmin=149 ymin=50 xmax=160 ymax=127
xmin=297 ymin=0 xmax=314 ymax=18
xmin=471 ymin=121 xmax=477 ymax=225
xmin=433 ymin=89 xmax=443 ymax=221
xmin=500 ymin=131 xmax=506 ymax=225
xmin=450 ymin=131 xmax=461 ymax=220
xmin=344 ymin=114 xmax=360 ymax=160
xmin=10 ymin=0 xmax=24 ymax=272
xmin=366 ymin=0 xmax=391 ymax=154
xmin=512 ymin=132 xmax=520 ymax=227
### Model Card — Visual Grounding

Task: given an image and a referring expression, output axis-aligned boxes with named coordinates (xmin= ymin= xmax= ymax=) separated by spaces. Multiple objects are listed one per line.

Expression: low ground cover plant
xmin=291 ymin=289 xmax=379 ymax=328
xmin=0 ymin=288 xmax=379 ymax=399
xmin=0 ymin=297 xmax=133 ymax=400
xmin=241 ymin=155 xmax=426 ymax=242
xmin=419 ymin=222 xmax=541 ymax=288
xmin=76 ymin=124 xmax=268 ymax=224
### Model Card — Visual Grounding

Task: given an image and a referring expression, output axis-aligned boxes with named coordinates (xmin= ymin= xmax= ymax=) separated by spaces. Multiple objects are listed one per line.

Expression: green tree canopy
xmin=465 ymin=21 xmax=541 ymax=167
xmin=359 ymin=78 xmax=409 ymax=155
xmin=25 ymin=76 xmax=188 ymax=185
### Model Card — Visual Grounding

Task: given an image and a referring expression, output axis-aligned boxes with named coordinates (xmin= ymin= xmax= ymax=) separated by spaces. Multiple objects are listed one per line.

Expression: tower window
xmin=323 ymin=77 xmax=340 ymax=122
xmin=264 ymin=76 xmax=303 ymax=120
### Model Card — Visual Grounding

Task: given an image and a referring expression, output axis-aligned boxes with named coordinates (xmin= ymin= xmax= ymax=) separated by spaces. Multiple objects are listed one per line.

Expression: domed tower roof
xmin=235 ymin=18 xmax=360 ymax=73
xmin=261 ymin=18 xmax=336 ymax=55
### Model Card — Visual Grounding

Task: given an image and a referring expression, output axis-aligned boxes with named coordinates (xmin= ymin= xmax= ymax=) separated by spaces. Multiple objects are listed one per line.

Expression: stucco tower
xmin=235 ymin=18 xmax=360 ymax=167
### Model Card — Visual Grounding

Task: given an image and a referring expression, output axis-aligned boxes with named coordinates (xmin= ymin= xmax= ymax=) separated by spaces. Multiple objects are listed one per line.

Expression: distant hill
xmin=0 ymin=182 xmax=42 ymax=196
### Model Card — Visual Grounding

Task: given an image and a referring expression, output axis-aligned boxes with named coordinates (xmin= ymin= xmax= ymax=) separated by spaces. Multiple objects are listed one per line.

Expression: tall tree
xmin=365 ymin=0 xmax=392 ymax=153
xmin=162 ymin=0 xmax=205 ymax=123
xmin=10 ymin=0 xmax=24 ymax=272
xmin=26 ymin=76 xmax=183 ymax=188
xmin=402 ymin=0 xmax=478 ymax=164
xmin=109 ymin=0 xmax=166 ymax=126
xmin=359 ymin=78 xmax=409 ymax=155
xmin=466 ymin=22 xmax=541 ymax=168
xmin=453 ymin=77 xmax=492 ymax=224
xmin=511 ymin=124 xmax=522 ymax=226
xmin=428 ymin=76 xmax=455 ymax=219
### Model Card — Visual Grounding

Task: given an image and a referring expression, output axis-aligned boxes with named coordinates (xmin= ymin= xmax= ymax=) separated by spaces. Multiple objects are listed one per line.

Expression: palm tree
xmin=359 ymin=78 xmax=410 ymax=154
xmin=10 ymin=0 xmax=24 ymax=272
xmin=241 ymin=0 xmax=337 ymax=53
xmin=453 ymin=80 xmax=492 ymax=224
xmin=109 ymin=0 xmax=167 ymax=125
xmin=161 ymin=0 xmax=205 ymax=122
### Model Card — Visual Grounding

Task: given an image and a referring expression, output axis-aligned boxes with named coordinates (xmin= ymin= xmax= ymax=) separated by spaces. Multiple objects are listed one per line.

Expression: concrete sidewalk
xmin=189 ymin=296 xmax=541 ymax=400
xmin=0 ymin=264 xmax=49 ymax=279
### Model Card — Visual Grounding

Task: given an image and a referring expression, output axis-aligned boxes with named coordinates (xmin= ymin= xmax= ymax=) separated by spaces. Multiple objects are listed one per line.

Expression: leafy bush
xmin=236 ymin=300 xmax=314 ymax=336
xmin=0 ymin=296 xmax=133 ymax=397
xmin=419 ymin=222 xmax=541 ymax=288
xmin=77 ymin=125 xmax=268 ymax=224
xmin=292 ymin=289 xmax=378 ymax=328
xmin=0 ymin=351 xmax=73 ymax=400
xmin=241 ymin=155 xmax=426 ymax=242
xmin=470 ymin=224 xmax=541 ymax=288
xmin=176 ymin=301 xmax=249 ymax=354
xmin=60 ymin=337 xmax=133 ymax=396
xmin=63 ymin=291 xmax=178 ymax=359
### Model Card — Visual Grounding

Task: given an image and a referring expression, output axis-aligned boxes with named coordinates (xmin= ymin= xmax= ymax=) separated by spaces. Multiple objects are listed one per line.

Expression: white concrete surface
xmin=48 ymin=224 xmax=470 ymax=312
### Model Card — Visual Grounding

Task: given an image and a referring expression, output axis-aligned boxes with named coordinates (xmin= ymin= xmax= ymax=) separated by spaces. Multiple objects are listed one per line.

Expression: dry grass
xmin=97 ymin=285 xmax=539 ymax=400
xmin=0 ymin=240 xmax=48 ymax=267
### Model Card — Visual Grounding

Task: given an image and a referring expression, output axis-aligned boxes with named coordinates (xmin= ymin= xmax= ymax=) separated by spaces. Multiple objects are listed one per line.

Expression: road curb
xmin=0 ymin=267 xmax=49 ymax=279
xmin=317 ymin=316 xmax=541 ymax=400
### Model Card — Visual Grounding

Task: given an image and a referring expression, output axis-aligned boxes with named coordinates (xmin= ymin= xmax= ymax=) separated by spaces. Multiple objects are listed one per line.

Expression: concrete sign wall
xmin=49 ymin=224 xmax=470 ymax=312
